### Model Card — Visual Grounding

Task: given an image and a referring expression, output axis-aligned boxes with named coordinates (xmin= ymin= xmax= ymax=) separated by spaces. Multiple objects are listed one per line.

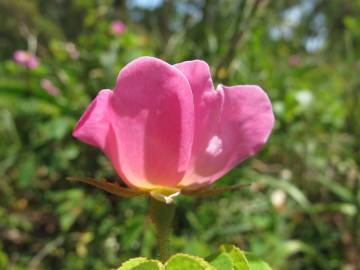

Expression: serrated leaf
xmin=244 ymin=253 xmax=272 ymax=270
xmin=117 ymin=257 xmax=147 ymax=269
xmin=208 ymin=252 xmax=234 ymax=270
xmin=116 ymin=257 xmax=163 ymax=270
xmin=208 ymin=245 xmax=273 ymax=270
xmin=165 ymin=254 xmax=215 ymax=270
xmin=132 ymin=262 xmax=163 ymax=270
xmin=219 ymin=245 xmax=250 ymax=270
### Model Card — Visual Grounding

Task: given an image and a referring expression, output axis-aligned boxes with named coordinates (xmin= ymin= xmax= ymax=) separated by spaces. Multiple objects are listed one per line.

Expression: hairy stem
xmin=149 ymin=197 xmax=176 ymax=262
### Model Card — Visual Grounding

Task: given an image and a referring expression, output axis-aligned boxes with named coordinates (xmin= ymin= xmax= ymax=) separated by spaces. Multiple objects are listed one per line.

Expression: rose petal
xmin=110 ymin=56 xmax=194 ymax=189
xmin=73 ymin=89 xmax=113 ymax=150
xmin=174 ymin=60 xmax=214 ymax=97
xmin=74 ymin=58 xmax=273 ymax=192
xmin=175 ymin=64 xmax=274 ymax=189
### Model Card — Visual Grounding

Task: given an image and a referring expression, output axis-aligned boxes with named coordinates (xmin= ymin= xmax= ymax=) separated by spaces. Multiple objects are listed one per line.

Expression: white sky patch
xmin=128 ymin=0 xmax=163 ymax=9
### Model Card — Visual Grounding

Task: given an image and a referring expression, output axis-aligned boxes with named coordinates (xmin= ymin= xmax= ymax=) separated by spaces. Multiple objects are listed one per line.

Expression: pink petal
xmin=74 ymin=57 xmax=195 ymax=189
xmin=72 ymin=89 xmax=131 ymax=187
xmin=13 ymin=50 xmax=28 ymax=65
xmin=27 ymin=56 xmax=39 ymax=69
xmin=73 ymin=89 xmax=113 ymax=150
xmin=176 ymin=61 xmax=274 ymax=189
xmin=13 ymin=50 xmax=39 ymax=69
xmin=174 ymin=60 xmax=214 ymax=97
xmin=110 ymin=57 xmax=194 ymax=189
xmin=111 ymin=20 xmax=126 ymax=34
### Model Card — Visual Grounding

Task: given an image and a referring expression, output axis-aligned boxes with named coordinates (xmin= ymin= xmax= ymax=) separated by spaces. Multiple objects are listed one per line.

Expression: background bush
xmin=0 ymin=0 xmax=359 ymax=269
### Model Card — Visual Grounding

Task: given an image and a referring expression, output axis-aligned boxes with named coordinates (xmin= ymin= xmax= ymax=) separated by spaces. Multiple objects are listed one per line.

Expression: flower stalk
xmin=149 ymin=197 xmax=176 ymax=262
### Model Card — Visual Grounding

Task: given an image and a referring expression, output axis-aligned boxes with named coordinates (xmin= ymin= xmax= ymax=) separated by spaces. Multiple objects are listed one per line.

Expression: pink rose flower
xmin=40 ymin=79 xmax=60 ymax=96
xmin=73 ymin=57 xmax=274 ymax=192
xmin=13 ymin=50 xmax=39 ymax=69
xmin=110 ymin=20 xmax=126 ymax=35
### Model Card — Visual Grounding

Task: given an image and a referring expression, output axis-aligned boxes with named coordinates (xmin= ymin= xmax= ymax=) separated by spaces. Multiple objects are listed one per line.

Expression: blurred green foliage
xmin=0 ymin=0 xmax=359 ymax=269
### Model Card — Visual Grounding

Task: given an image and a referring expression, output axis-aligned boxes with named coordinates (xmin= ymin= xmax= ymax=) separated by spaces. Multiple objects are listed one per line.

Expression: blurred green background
xmin=0 ymin=0 xmax=359 ymax=269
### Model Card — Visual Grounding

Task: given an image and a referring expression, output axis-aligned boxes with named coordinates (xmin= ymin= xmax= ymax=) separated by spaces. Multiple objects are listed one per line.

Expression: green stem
xmin=149 ymin=197 xmax=176 ymax=262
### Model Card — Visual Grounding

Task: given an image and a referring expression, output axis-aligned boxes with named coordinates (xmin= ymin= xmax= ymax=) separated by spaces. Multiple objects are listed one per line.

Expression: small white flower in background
xmin=295 ymin=90 xmax=313 ymax=108
xmin=280 ymin=169 xmax=292 ymax=180
xmin=273 ymin=101 xmax=284 ymax=115
xmin=271 ymin=189 xmax=287 ymax=210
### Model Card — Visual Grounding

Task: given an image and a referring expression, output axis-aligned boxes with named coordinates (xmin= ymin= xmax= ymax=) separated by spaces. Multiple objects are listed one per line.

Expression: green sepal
xmin=67 ymin=176 xmax=146 ymax=198
xmin=165 ymin=253 xmax=216 ymax=270
xmin=115 ymin=257 xmax=163 ymax=270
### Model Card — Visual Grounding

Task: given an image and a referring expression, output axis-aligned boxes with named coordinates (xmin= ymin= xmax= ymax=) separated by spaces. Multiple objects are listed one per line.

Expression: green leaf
xmin=55 ymin=189 xmax=85 ymax=231
xmin=256 ymin=175 xmax=310 ymax=209
xmin=208 ymin=252 xmax=234 ymax=270
xmin=0 ymin=249 xmax=8 ymax=269
xmin=183 ymin=183 xmax=250 ymax=198
xmin=207 ymin=245 xmax=273 ymax=270
xmin=315 ymin=177 xmax=353 ymax=202
xmin=244 ymin=253 xmax=272 ymax=270
xmin=165 ymin=254 xmax=216 ymax=270
xmin=18 ymin=154 xmax=36 ymax=188
xmin=311 ymin=202 xmax=357 ymax=216
xmin=116 ymin=258 xmax=163 ymax=270
xmin=117 ymin=257 xmax=148 ymax=270
xmin=219 ymin=245 xmax=250 ymax=270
